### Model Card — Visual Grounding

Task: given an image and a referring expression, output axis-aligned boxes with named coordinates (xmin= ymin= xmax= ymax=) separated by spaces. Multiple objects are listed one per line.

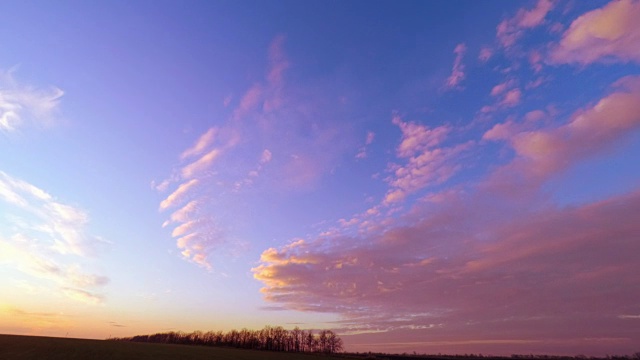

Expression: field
xmin=0 ymin=334 xmax=345 ymax=360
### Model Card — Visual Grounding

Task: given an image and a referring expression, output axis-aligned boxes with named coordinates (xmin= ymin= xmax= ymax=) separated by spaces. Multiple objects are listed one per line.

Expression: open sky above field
xmin=1 ymin=0 xmax=639 ymax=356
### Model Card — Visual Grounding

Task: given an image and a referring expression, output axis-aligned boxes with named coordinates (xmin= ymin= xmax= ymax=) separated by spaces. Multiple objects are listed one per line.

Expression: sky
xmin=1 ymin=0 xmax=639 ymax=356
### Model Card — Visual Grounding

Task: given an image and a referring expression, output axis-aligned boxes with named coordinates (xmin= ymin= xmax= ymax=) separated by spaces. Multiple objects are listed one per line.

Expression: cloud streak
xmin=0 ymin=172 xmax=108 ymax=304
xmin=444 ymin=43 xmax=467 ymax=90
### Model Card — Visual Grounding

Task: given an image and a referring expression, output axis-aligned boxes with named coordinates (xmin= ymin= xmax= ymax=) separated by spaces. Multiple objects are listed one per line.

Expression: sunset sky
xmin=1 ymin=0 xmax=639 ymax=356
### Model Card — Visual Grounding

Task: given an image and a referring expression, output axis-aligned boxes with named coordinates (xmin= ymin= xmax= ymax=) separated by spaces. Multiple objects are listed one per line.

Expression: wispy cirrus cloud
xmin=444 ymin=43 xmax=467 ymax=90
xmin=156 ymin=34 xmax=356 ymax=270
xmin=0 ymin=172 xmax=108 ymax=304
xmin=0 ymin=67 xmax=63 ymax=133
xmin=181 ymin=149 xmax=221 ymax=179
xmin=181 ymin=127 xmax=218 ymax=160
xmin=549 ymin=0 xmax=640 ymax=64
xmin=159 ymin=179 xmax=199 ymax=211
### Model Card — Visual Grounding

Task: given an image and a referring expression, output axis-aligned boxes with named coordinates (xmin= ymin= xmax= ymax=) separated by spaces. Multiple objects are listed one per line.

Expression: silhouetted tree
xmin=111 ymin=325 xmax=344 ymax=354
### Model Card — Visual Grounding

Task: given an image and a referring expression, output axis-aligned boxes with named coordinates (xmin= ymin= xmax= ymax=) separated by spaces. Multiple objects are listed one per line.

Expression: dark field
xmin=0 ymin=334 xmax=344 ymax=360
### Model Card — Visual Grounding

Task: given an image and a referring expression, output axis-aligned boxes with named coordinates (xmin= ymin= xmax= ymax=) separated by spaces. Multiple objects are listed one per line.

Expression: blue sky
xmin=2 ymin=0 xmax=640 ymax=356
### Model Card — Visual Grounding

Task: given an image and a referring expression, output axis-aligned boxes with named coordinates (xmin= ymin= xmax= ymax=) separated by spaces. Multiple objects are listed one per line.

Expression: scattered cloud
xmin=490 ymin=79 xmax=516 ymax=97
xmin=529 ymin=50 xmax=544 ymax=72
xmin=383 ymin=116 xmax=470 ymax=204
xmin=260 ymin=149 xmax=272 ymax=164
xmin=0 ymin=67 xmax=64 ymax=133
xmin=499 ymin=88 xmax=522 ymax=107
xmin=549 ymin=0 xmax=640 ymax=64
xmin=497 ymin=0 xmax=554 ymax=48
xmin=487 ymin=75 xmax=640 ymax=184
xmin=253 ymin=76 xmax=640 ymax=349
xmin=526 ymin=76 xmax=549 ymax=89
xmin=356 ymin=131 xmax=376 ymax=159
xmin=267 ymin=34 xmax=290 ymax=86
xmin=478 ymin=47 xmax=493 ymax=62
xmin=255 ymin=189 xmax=640 ymax=338
xmin=444 ymin=43 xmax=467 ymax=90
xmin=479 ymin=79 xmax=522 ymax=117
xmin=392 ymin=116 xmax=450 ymax=158
xmin=156 ymin=34 xmax=355 ymax=270
xmin=0 ymin=172 xmax=108 ymax=304
xmin=524 ymin=109 xmax=547 ymax=123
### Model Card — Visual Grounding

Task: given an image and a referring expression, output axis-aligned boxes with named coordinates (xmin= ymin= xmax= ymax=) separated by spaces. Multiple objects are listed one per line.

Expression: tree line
xmin=110 ymin=325 xmax=343 ymax=354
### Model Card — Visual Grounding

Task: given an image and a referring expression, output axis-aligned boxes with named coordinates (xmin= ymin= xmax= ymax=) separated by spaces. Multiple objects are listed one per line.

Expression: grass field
xmin=0 ymin=334 xmax=345 ymax=360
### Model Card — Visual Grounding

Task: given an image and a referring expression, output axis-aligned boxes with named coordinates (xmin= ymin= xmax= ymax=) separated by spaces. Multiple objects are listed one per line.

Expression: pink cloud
xmin=490 ymin=79 xmax=515 ymax=97
xmin=483 ymin=120 xmax=520 ymax=141
xmin=499 ymin=88 xmax=522 ymax=107
xmin=280 ymin=153 xmax=327 ymax=190
xmin=478 ymin=47 xmax=493 ymax=62
xmin=159 ymin=179 xmax=199 ymax=211
xmin=365 ymin=131 xmax=375 ymax=145
xmin=260 ymin=149 xmax=272 ymax=163
xmin=494 ymin=76 xmax=640 ymax=181
xmin=181 ymin=127 xmax=217 ymax=160
xmin=529 ymin=49 xmax=543 ymax=72
xmin=233 ymin=84 xmax=263 ymax=121
xmin=380 ymin=116 xmax=471 ymax=204
xmin=524 ymin=109 xmax=547 ymax=122
xmin=252 ymin=76 xmax=640 ymax=355
xmin=356 ymin=131 xmax=376 ymax=159
xmin=267 ymin=34 xmax=290 ymax=86
xmin=181 ymin=148 xmax=221 ymax=179
xmin=233 ymin=149 xmax=275 ymax=191
xmin=444 ymin=43 xmax=467 ymax=90
xmin=497 ymin=0 xmax=554 ymax=48
xmin=518 ymin=0 xmax=554 ymax=27
xmin=169 ymin=200 xmax=198 ymax=224
xmin=392 ymin=115 xmax=450 ymax=158
xmin=526 ymin=76 xmax=548 ymax=89
xmin=173 ymin=215 xmax=226 ymax=270
xmin=550 ymin=0 xmax=640 ymax=64
xmin=254 ymin=189 xmax=640 ymax=354
xmin=171 ymin=220 xmax=196 ymax=238
xmin=384 ymin=142 xmax=471 ymax=204
xmin=480 ymin=81 xmax=521 ymax=116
